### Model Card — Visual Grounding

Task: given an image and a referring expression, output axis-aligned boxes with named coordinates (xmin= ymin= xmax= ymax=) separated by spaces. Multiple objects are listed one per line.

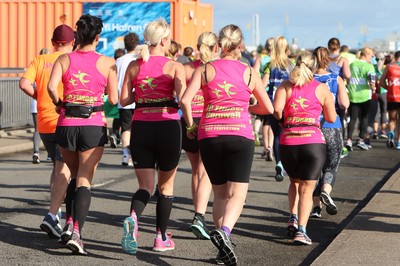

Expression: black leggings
xmin=348 ymin=100 xmax=371 ymax=140
xmin=280 ymin=143 xmax=326 ymax=181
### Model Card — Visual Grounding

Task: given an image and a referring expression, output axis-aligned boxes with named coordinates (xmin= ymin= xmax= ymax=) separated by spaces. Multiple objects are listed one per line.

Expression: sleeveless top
xmin=132 ymin=56 xmax=179 ymax=121
xmin=189 ymin=60 xmax=205 ymax=118
xmin=327 ymin=54 xmax=344 ymax=78
xmin=314 ymin=73 xmax=342 ymax=128
xmin=198 ymin=59 xmax=253 ymax=140
xmin=280 ymin=79 xmax=326 ymax=145
xmin=58 ymin=50 xmax=107 ymax=127
xmin=386 ymin=63 xmax=400 ymax=103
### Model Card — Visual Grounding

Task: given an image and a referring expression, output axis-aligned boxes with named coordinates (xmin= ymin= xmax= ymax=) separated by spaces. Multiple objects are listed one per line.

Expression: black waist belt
xmin=62 ymin=102 xmax=104 ymax=112
xmin=135 ymin=100 xmax=179 ymax=109
xmin=284 ymin=124 xmax=318 ymax=128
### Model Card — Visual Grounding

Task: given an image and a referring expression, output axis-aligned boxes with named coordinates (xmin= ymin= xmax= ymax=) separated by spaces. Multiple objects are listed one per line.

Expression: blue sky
xmin=202 ymin=0 xmax=400 ymax=50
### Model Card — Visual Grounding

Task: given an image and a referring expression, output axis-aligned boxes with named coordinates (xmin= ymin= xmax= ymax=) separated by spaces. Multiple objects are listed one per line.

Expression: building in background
xmin=0 ymin=0 xmax=213 ymax=69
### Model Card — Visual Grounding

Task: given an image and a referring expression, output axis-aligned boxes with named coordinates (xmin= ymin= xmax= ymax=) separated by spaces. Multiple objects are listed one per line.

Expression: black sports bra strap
xmin=204 ymin=63 xmax=208 ymax=83
xmin=247 ymin=66 xmax=252 ymax=86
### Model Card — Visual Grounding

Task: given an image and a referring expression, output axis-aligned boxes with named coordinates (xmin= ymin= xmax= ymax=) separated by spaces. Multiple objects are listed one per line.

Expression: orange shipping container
xmin=0 ymin=0 xmax=213 ymax=69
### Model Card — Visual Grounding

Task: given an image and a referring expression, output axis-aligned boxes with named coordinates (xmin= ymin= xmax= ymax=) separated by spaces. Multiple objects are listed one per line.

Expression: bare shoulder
xmin=99 ymin=55 xmax=115 ymax=66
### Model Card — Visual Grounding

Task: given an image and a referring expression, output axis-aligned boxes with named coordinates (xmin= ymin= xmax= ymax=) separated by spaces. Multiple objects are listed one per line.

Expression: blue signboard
xmin=83 ymin=2 xmax=171 ymax=57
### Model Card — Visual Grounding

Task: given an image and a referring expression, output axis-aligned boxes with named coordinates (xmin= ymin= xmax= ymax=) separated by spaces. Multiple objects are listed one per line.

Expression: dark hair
xmin=114 ymin=48 xmax=125 ymax=60
xmin=124 ymin=32 xmax=139 ymax=52
xmin=183 ymin=46 xmax=194 ymax=57
xmin=395 ymin=51 xmax=400 ymax=61
xmin=168 ymin=40 xmax=179 ymax=58
xmin=73 ymin=31 xmax=80 ymax=51
xmin=76 ymin=14 xmax=103 ymax=47
xmin=328 ymin=37 xmax=340 ymax=52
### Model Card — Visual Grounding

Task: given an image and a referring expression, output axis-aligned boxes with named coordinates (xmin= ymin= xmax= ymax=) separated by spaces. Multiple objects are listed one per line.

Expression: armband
xmin=186 ymin=123 xmax=198 ymax=133
xmin=53 ymin=98 xmax=62 ymax=107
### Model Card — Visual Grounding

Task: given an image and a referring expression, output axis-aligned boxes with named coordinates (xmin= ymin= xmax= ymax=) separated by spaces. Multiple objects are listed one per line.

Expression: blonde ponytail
xmin=290 ymin=51 xmax=316 ymax=86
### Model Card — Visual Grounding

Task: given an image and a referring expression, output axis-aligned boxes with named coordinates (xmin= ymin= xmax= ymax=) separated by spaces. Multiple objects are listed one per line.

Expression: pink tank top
xmin=132 ymin=56 xmax=179 ymax=121
xmin=58 ymin=50 xmax=107 ymax=127
xmin=189 ymin=60 xmax=204 ymax=118
xmin=198 ymin=59 xmax=253 ymax=140
xmin=280 ymin=79 xmax=325 ymax=145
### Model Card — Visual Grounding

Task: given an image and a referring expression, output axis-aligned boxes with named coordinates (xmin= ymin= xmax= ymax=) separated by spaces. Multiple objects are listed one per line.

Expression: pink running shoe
xmin=153 ymin=233 xmax=175 ymax=252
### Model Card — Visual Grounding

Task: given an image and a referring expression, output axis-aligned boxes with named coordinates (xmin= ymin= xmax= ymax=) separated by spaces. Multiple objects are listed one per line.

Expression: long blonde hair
xmin=270 ymin=36 xmax=290 ymax=71
xmin=135 ymin=17 xmax=170 ymax=61
xmin=290 ymin=51 xmax=316 ymax=86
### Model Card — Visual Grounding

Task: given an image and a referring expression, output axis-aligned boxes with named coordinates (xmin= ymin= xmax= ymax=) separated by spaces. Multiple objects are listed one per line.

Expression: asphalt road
xmin=0 ymin=139 xmax=399 ymax=266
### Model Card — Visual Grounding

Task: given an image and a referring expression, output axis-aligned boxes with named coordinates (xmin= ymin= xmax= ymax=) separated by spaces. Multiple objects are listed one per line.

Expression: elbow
xmin=108 ymin=95 xmax=118 ymax=106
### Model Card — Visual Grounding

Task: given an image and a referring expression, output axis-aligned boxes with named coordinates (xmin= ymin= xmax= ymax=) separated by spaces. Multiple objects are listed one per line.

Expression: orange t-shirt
xmin=22 ymin=52 xmax=64 ymax=133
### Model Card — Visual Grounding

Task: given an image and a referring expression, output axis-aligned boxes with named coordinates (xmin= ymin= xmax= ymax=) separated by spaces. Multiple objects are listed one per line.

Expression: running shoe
xmin=59 ymin=222 xmax=73 ymax=245
xmin=190 ymin=216 xmax=210 ymax=240
xmin=310 ymin=206 xmax=322 ymax=218
xmin=109 ymin=134 xmax=117 ymax=148
xmin=265 ymin=147 xmax=274 ymax=162
xmin=210 ymin=229 xmax=237 ymax=266
xmin=372 ymin=132 xmax=378 ymax=139
xmin=320 ymin=190 xmax=338 ymax=215
xmin=122 ymin=155 xmax=133 ymax=166
xmin=293 ymin=231 xmax=312 ymax=245
xmin=121 ymin=216 xmax=138 ymax=254
xmin=387 ymin=131 xmax=395 ymax=148
xmin=275 ymin=162 xmax=284 ymax=182
xmin=153 ymin=233 xmax=175 ymax=252
xmin=40 ymin=214 xmax=62 ymax=238
xmin=379 ymin=131 xmax=388 ymax=139
xmin=32 ymin=153 xmax=40 ymax=164
xmin=67 ymin=232 xmax=87 ymax=255
xmin=260 ymin=151 xmax=266 ymax=159
xmin=345 ymin=139 xmax=353 ymax=151
xmin=396 ymin=142 xmax=400 ymax=150
xmin=254 ymin=131 xmax=260 ymax=146
xmin=56 ymin=207 xmax=62 ymax=221
xmin=287 ymin=214 xmax=298 ymax=237
xmin=356 ymin=139 xmax=369 ymax=150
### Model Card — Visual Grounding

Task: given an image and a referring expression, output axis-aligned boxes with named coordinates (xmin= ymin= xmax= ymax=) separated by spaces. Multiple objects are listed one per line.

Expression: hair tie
xmin=144 ymin=41 xmax=151 ymax=46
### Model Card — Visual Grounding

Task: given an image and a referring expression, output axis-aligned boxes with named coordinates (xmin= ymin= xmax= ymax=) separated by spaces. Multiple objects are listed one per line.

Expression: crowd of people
xmin=20 ymin=14 xmax=399 ymax=266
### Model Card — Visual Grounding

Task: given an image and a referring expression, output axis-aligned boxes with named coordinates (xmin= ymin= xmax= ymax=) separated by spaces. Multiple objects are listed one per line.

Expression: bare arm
xmin=173 ymin=62 xmax=187 ymax=102
xmin=379 ymin=66 xmax=389 ymax=90
xmin=248 ymin=67 xmax=273 ymax=115
xmin=273 ymin=80 xmax=291 ymax=120
xmin=180 ymin=66 xmax=203 ymax=132
xmin=340 ymin=57 xmax=351 ymax=80
xmin=337 ymin=76 xmax=349 ymax=109
xmin=47 ymin=57 xmax=64 ymax=105
xmin=103 ymin=57 xmax=118 ymax=105
xmin=19 ymin=78 xmax=37 ymax=99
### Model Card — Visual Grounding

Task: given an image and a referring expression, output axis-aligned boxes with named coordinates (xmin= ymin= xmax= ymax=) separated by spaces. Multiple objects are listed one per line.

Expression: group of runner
xmin=20 ymin=14 xmax=399 ymax=266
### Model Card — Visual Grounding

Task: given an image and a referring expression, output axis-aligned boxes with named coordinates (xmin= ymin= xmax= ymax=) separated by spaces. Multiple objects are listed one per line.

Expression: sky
xmin=201 ymin=0 xmax=400 ymax=50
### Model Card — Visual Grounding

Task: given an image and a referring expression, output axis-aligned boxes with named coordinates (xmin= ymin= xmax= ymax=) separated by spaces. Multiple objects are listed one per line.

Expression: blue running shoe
xmin=287 ymin=214 xmax=298 ymax=237
xmin=40 ymin=214 xmax=62 ymax=238
xmin=387 ymin=131 xmax=395 ymax=148
xmin=121 ymin=216 xmax=138 ymax=254
xmin=275 ymin=162 xmax=284 ymax=182
xmin=190 ymin=216 xmax=210 ymax=240
xmin=293 ymin=231 xmax=312 ymax=245
xmin=396 ymin=142 xmax=400 ymax=150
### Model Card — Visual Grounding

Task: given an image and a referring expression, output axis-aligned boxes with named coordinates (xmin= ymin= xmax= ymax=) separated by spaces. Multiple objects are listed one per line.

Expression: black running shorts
xmin=56 ymin=126 xmax=108 ymax=152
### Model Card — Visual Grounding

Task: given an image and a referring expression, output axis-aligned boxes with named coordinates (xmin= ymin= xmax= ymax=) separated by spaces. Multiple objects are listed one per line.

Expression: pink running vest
xmin=280 ymin=79 xmax=326 ymax=145
xmin=189 ymin=60 xmax=204 ymax=118
xmin=198 ymin=59 xmax=253 ymax=140
xmin=132 ymin=56 xmax=179 ymax=121
xmin=58 ymin=50 xmax=107 ymax=127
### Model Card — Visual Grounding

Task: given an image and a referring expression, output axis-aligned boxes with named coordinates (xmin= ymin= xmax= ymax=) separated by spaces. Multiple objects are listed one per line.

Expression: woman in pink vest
xmin=183 ymin=32 xmax=220 ymax=240
xmin=47 ymin=14 xmax=118 ymax=255
xmin=119 ymin=18 xmax=186 ymax=254
xmin=273 ymin=51 xmax=336 ymax=245
xmin=181 ymin=24 xmax=273 ymax=265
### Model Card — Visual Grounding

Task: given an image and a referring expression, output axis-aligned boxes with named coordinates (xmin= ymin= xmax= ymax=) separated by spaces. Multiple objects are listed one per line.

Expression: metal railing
xmin=0 ymin=68 xmax=32 ymax=129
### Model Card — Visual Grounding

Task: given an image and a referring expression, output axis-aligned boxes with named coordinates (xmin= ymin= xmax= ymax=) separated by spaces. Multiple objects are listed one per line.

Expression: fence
xmin=0 ymin=68 xmax=32 ymax=129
